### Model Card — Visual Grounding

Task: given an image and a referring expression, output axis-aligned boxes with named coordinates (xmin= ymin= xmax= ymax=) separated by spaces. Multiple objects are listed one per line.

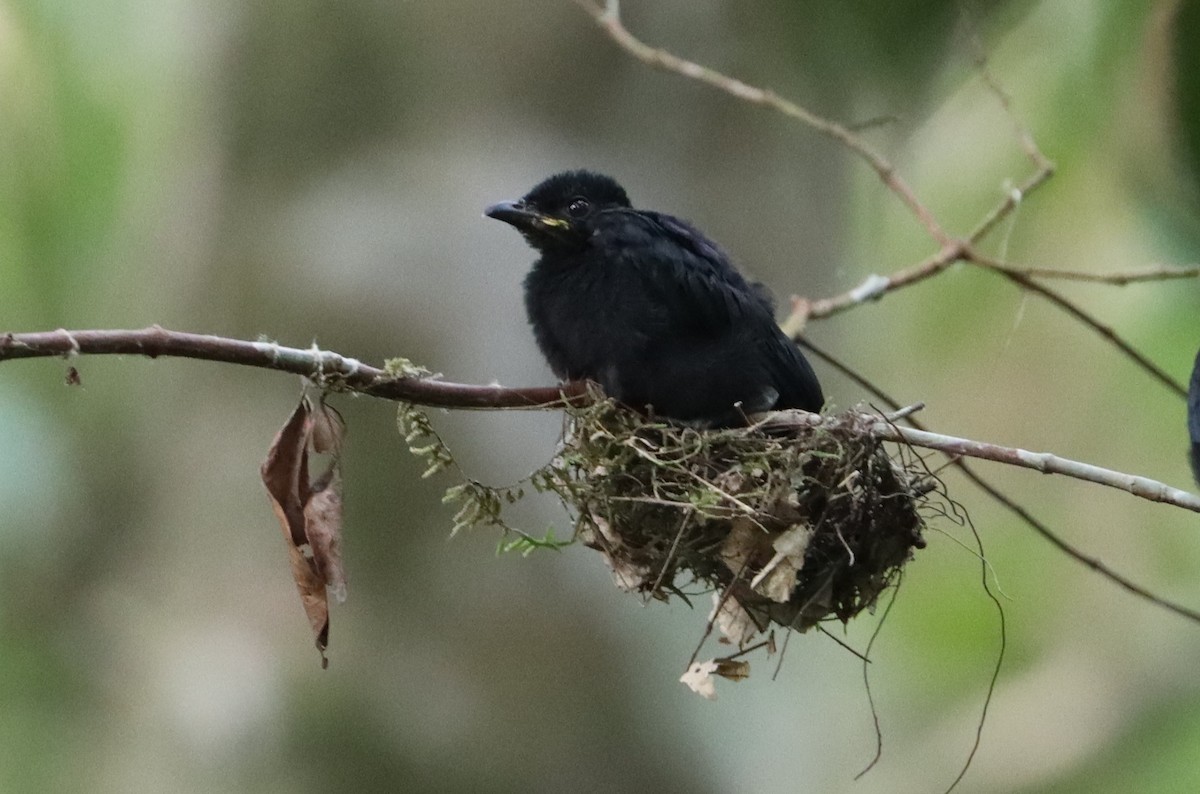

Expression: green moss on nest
xmin=400 ymin=396 xmax=929 ymax=638
xmin=539 ymin=400 xmax=928 ymax=635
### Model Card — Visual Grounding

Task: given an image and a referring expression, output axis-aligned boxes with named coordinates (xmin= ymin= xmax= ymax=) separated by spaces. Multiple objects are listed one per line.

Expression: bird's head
xmin=486 ymin=170 xmax=631 ymax=252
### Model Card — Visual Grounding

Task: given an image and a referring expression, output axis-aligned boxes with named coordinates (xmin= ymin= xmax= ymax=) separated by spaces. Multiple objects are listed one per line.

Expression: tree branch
xmin=970 ymin=251 xmax=1189 ymax=398
xmin=0 ymin=327 xmax=584 ymax=409
xmin=7 ymin=325 xmax=1194 ymax=516
xmin=577 ymin=0 xmax=1196 ymax=411
xmin=765 ymin=410 xmax=1200 ymax=515
xmin=574 ymin=0 xmax=952 ymax=247
xmin=1019 ymin=264 xmax=1200 ymax=285
xmin=797 ymin=337 xmax=1200 ymax=625
xmin=784 ymin=241 xmax=966 ymax=331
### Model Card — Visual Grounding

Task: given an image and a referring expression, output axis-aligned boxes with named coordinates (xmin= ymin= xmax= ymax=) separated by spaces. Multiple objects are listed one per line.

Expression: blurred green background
xmin=2 ymin=1 xmax=1199 ymax=792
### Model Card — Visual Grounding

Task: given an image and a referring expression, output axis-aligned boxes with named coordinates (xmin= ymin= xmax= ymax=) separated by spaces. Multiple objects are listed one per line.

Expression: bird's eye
xmin=566 ymin=197 xmax=591 ymax=218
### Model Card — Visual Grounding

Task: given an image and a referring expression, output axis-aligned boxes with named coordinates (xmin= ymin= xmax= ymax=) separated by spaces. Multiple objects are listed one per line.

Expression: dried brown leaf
xmin=718 ymin=517 xmax=761 ymax=575
xmin=261 ymin=397 xmax=347 ymax=668
xmin=310 ymin=399 xmax=345 ymax=455
xmin=305 ymin=468 xmax=346 ymax=604
xmin=261 ymin=400 xmax=312 ymax=549
xmin=713 ymin=659 xmax=751 ymax=681
xmin=710 ymin=592 xmax=759 ymax=647
xmin=750 ymin=524 xmax=815 ymax=603
xmin=286 ymin=538 xmax=330 ymax=667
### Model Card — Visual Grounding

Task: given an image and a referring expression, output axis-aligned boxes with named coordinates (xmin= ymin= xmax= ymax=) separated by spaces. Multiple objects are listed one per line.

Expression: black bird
xmin=1189 ymin=345 xmax=1200 ymax=486
xmin=486 ymin=170 xmax=824 ymax=426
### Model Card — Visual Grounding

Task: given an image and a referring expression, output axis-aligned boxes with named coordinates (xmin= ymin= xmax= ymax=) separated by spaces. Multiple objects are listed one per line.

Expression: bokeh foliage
xmin=1 ymin=1 xmax=1198 ymax=792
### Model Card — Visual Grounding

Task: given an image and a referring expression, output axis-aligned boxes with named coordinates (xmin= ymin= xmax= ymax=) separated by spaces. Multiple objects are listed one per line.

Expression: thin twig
xmin=964 ymin=165 xmax=1055 ymax=245
xmin=574 ymin=0 xmax=952 ymax=247
xmin=973 ymin=39 xmax=1053 ymax=173
xmin=967 ymin=38 xmax=1056 ymax=244
xmin=788 ymin=241 xmax=967 ymax=329
xmin=853 ymin=580 xmax=898 ymax=780
xmin=816 ymin=625 xmax=871 ymax=663
xmin=1020 ymin=264 xmax=1200 ymax=285
xmin=970 ymin=251 xmax=1189 ymax=397
xmin=783 ymin=49 xmax=1057 ymax=328
xmin=797 ymin=338 xmax=1200 ymax=625
xmin=944 ymin=509 xmax=1006 ymax=794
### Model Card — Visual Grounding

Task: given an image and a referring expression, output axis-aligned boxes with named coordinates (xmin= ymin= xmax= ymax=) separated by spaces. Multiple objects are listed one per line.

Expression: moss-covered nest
xmin=399 ymin=392 xmax=932 ymax=649
xmin=536 ymin=400 xmax=930 ymax=639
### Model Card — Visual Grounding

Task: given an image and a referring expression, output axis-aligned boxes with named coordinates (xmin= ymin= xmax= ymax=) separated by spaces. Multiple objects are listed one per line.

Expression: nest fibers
xmin=545 ymin=400 xmax=930 ymax=644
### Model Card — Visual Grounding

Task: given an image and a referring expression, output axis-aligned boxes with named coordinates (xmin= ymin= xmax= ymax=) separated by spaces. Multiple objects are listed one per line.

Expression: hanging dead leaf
xmin=306 ymin=468 xmax=346 ymax=604
xmin=261 ymin=395 xmax=346 ymax=668
xmin=310 ymin=400 xmax=345 ymax=455
xmin=714 ymin=658 xmax=751 ymax=681
xmin=262 ymin=400 xmax=311 ymax=548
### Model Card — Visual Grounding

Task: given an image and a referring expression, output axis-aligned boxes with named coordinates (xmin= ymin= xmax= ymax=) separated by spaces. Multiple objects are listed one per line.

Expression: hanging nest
xmin=537 ymin=400 xmax=931 ymax=642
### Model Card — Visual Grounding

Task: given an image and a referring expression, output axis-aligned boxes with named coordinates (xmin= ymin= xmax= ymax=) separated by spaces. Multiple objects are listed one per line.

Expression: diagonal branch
xmin=1019 ymin=263 xmax=1200 ymax=285
xmin=973 ymin=38 xmax=1053 ymax=175
xmin=784 ymin=241 xmax=966 ymax=331
xmin=970 ymin=251 xmax=1189 ymax=397
xmin=579 ymin=0 xmax=1183 ymax=397
xmin=797 ymin=337 xmax=1200 ymax=625
xmin=573 ymin=0 xmax=952 ymax=247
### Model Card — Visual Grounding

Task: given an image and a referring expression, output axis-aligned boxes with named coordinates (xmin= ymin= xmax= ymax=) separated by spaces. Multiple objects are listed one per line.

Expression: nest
xmin=548 ymin=401 xmax=930 ymax=642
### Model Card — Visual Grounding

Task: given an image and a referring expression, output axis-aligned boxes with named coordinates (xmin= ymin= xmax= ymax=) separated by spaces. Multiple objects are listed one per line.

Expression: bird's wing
xmin=626 ymin=210 xmax=773 ymax=330
xmin=618 ymin=210 xmax=825 ymax=412
xmin=760 ymin=326 xmax=825 ymax=411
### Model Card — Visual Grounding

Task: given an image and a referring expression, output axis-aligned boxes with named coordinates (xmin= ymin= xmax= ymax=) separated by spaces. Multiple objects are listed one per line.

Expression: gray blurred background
xmin=3 ymin=1 xmax=1200 ymax=792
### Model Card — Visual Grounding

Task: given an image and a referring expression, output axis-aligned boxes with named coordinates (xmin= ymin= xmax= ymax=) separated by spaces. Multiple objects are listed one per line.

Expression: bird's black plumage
xmin=486 ymin=170 xmax=824 ymax=426
xmin=1189 ymin=345 xmax=1200 ymax=486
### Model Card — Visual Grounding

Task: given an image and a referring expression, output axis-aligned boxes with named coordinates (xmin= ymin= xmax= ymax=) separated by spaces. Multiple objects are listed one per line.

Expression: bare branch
xmin=789 ymin=241 xmax=967 ymax=329
xmin=796 ymin=337 xmax=1200 ymax=625
xmin=887 ymin=420 xmax=1199 ymax=510
xmin=574 ymin=3 xmax=1066 ymax=333
xmin=789 ymin=245 xmax=1188 ymax=398
xmin=973 ymin=39 xmax=1053 ymax=174
xmin=965 ymin=165 xmax=1055 ymax=245
xmin=1020 ymin=264 xmax=1200 ymax=285
xmin=0 ymin=327 xmax=585 ymax=409
xmin=765 ymin=410 xmax=1200 ymax=514
xmin=965 ymin=29 xmax=1057 ymax=245
xmin=573 ymin=0 xmax=952 ymax=246
xmin=970 ymin=252 xmax=1189 ymax=398
xmin=7 ymin=325 xmax=1196 ymax=516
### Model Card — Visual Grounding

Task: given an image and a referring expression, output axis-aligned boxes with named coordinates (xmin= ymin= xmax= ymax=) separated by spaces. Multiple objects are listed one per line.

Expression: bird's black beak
xmin=485 ymin=200 xmax=569 ymax=234
xmin=485 ymin=200 xmax=534 ymax=227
